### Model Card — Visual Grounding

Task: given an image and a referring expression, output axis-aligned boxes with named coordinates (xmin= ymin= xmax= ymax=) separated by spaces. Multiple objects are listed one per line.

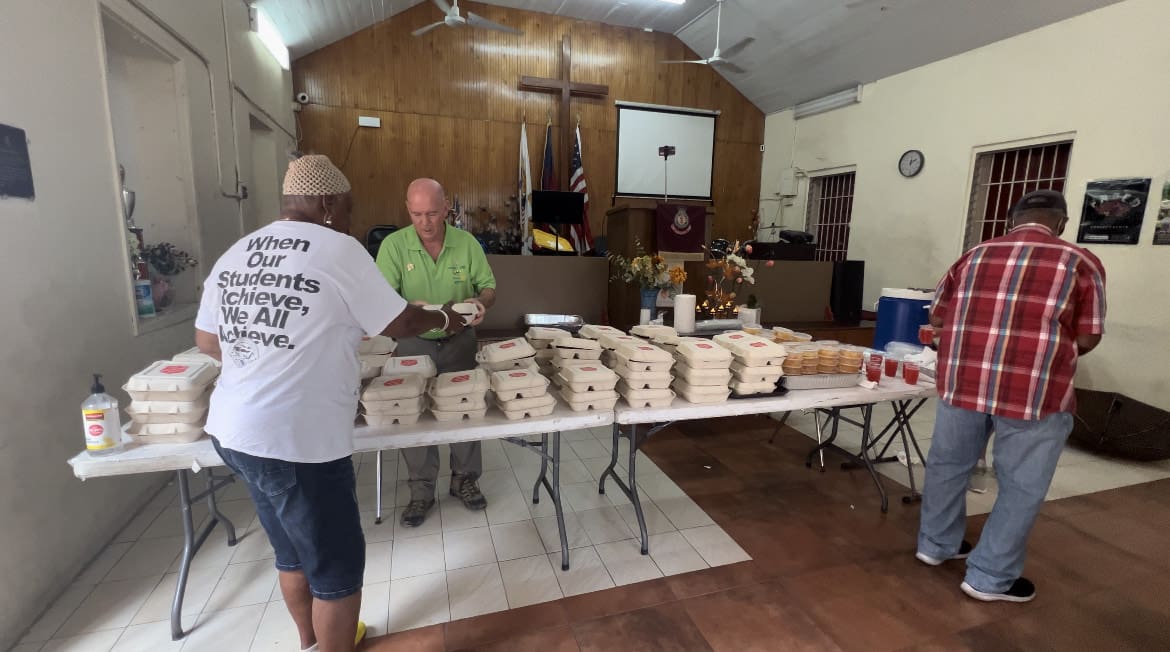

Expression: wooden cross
xmin=519 ymin=35 xmax=609 ymax=190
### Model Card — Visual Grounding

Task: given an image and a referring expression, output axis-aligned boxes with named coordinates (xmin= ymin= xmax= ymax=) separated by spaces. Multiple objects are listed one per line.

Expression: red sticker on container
xmin=401 ymin=359 xmax=418 ymax=366
xmin=89 ymin=424 xmax=104 ymax=436
xmin=160 ymin=365 xmax=189 ymax=374
xmin=508 ymin=371 xmax=527 ymax=378
xmin=582 ymin=367 xmax=597 ymax=371
xmin=639 ymin=346 xmax=653 ymax=351
xmin=452 ymin=374 xmax=470 ymax=383
xmin=750 ymin=342 xmax=767 ymax=348
xmin=697 ymin=343 xmax=713 ymax=349
xmin=730 ymin=334 xmax=744 ymax=339
xmin=384 ymin=378 xmax=404 ymax=386
xmin=501 ymin=342 xmax=516 ymax=349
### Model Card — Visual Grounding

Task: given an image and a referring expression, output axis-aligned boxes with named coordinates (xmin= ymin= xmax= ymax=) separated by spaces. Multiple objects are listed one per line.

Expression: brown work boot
xmin=400 ymin=498 xmax=435 ymax=528
xmin=449 ymin=475 xmax=488 ymax=511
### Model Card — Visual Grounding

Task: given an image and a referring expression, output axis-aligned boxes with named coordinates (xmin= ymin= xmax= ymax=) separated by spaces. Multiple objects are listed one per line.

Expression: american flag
xmin=568 ymin=125 xmax=595 ymax=254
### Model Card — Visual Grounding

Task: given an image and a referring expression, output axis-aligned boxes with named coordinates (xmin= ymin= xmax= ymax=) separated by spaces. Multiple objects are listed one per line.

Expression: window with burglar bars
xmin=805 ymin=171 xmax=856 ymax=262
xmin=964 ymin=141 xmax=1073 ymax=249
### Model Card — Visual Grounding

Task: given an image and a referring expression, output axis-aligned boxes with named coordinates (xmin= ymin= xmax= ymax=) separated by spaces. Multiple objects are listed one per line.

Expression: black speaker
xmin=830 ymin=260 xmax=865 ymax=323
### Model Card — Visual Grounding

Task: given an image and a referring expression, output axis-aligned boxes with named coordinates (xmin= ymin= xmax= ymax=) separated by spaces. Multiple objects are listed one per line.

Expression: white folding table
xmin=603 ymin=379 xmax=935 ymax=554
xmin=67 ymin=404 xmax=611 ymax=640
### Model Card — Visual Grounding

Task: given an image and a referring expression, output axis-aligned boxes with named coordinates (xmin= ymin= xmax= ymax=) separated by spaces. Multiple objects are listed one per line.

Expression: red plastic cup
xmin=867 ymin=352 xmax=884 ymax=368
xmin=903 ymin=361 xmax=920 ymax=385
xmin=865 ymin=363 xmax=882 ymax=383
xmin=884 ymin=357 xmax=899 ymax=377
xmin=918 ymin=324 xmax=935 ymax=346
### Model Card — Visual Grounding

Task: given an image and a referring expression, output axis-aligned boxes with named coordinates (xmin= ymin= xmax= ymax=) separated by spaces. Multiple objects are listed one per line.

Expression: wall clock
xmin=899 ymin=150 xmax=925 ymax=178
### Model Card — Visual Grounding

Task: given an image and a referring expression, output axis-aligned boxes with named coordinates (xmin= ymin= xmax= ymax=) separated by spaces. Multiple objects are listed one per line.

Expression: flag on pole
xmin=568 ymin=125 xmax=595 ymax=254
xmin=540 ymin=121 xmax=557 ymax=191
xmin=518 ymin=123 xmax=534 ymax=255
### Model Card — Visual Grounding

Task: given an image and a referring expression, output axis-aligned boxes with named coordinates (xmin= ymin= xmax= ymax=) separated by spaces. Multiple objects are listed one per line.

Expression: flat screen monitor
xmin=532 ymin=190 xmax=584 ymax=224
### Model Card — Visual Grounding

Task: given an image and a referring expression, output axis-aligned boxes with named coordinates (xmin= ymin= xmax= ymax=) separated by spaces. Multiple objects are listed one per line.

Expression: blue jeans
xmin=917 ymin=400 xmax=1072 ymax=593
xmin=211 ymin=437 xmax=365 ymax=600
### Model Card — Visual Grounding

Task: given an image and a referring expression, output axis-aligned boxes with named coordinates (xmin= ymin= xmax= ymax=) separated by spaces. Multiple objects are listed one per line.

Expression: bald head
xmin=405 ymin=178 xmax=448 ymax=244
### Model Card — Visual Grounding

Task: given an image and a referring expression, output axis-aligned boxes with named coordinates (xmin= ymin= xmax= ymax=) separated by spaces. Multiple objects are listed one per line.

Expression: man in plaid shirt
xmin=916 ymin=190 xmax=1106 ymax=603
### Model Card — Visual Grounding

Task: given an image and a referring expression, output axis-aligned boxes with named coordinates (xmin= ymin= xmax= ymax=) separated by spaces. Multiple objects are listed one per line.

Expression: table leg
xmin=551 ymin=432 xmax=569 ymax=570
xmin=855 ymin=405 xmax=889 ymax=513
xmin=532 ymin=433 xmax=549 ymax=505
xmin=170 ymin=467 xmax=239 ymax=640
xmin=597 ymin=423 xmax=621 ymax=496
xmin=806 ymin=408 xmax=841 ymax=468
xmin=626 ymin=424 xmax=649 ymax=555
xmin=374 ymin=450 xmax=384 ymax=525
xmin=813 ymin=410 xmax=826 ymax=471
xmin=520 ymin=432 xmax=570 ymax=570
xmin=767 ymin=411 xmax=791 ymax=444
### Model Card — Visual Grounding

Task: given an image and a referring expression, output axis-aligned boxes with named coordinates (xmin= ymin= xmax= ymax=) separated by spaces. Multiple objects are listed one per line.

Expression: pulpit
xmin=605 ymin=200 xmax=713 ymax=329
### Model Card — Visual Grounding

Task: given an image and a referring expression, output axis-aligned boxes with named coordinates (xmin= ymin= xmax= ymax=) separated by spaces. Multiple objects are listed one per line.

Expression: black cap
xmin=1012 ymin=190 xmax=1067 ymax=217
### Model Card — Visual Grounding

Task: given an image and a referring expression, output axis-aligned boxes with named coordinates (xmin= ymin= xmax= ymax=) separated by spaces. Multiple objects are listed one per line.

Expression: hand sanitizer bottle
xmin=82 ymin=374 xmax=123 ymax=456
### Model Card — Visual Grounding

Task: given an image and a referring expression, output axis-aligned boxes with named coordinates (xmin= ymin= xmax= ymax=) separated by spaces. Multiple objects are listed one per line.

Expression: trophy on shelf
xmin=119 ymin=165 xmax=148 ymax=280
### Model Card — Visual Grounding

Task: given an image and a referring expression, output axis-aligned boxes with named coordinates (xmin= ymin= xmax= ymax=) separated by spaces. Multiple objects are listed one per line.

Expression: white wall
xmin=759 ymin=0 xmax=1170 ymax=411
xmin=0 ymin=1 xmax=292 ymax=647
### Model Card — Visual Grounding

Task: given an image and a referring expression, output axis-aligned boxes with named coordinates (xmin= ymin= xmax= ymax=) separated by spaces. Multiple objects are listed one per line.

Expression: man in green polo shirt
xmin=376 ymin=178 xmax=497 ymax=527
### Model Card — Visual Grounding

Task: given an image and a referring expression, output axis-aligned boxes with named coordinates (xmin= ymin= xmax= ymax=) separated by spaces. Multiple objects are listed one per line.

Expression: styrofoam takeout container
xmin=362 ymin=374 xmax=427 ymax=401
xmin=125 ymin=361 xmax=218 ymax=402
xmin=358 ymin=335 xmax=397 ymax=355
xmin=430 ymin=368 xmax=489 ymax=397
xmin=478 ymin=338 xmax=536 ymax=363
xmin=611 ymin=351 xmax=673 ymax=373
xmin=382 ymin=355 xmax=437 ymax=378
xmin=127 ymin=420 xmax=206 ymax=444
xmin=672 ymin=379 xmax=731 ymax=404
xmin=172 ymin=347 xmax=222 ymax=368
xmin=126 ymin=394 xmax=210 ymax=425
xmin=673 ymin=362 xmax=733 ymax=386
xmin=361 ymin=394 xmax=427 ymax=416
xmin=674 ymin=341 xmax=733 ymax=367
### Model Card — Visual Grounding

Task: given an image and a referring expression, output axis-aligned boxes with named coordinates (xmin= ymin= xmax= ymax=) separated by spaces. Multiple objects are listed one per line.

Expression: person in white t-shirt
xmin=194 ymin=155 xmax=464 ymax=652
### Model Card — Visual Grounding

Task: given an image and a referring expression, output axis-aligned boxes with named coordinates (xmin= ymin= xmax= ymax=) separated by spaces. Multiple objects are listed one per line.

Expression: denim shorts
xmin=211 ymin=437 xmax=365 ymax=600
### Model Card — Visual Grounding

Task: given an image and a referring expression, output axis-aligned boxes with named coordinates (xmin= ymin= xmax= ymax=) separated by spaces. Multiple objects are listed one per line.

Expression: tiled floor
xmin=359 ymin=411 xmax=1170 ymax=651
xmin=18 ymin=427 xmax=748 ymax=651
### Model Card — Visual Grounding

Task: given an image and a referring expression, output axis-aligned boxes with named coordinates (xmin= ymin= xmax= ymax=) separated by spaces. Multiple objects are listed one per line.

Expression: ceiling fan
xmin=660 ymin=0 xmax=754 ymax=74
xmin=411 ymin=0 xmax=523 ymax=37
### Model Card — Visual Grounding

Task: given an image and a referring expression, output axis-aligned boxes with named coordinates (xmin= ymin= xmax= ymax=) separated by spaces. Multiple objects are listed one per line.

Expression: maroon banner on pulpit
xmin=656 ymin=204 xmax=706 ymax=258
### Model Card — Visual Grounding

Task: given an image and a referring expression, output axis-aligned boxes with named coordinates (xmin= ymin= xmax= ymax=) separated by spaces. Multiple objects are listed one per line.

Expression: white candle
xmin=673 ymin=294 xmax=696 ymax=333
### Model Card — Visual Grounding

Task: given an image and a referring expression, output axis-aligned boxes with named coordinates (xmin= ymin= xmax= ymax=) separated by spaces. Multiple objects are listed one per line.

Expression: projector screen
xmin=615 ymin=102 xmax=717 ymax=200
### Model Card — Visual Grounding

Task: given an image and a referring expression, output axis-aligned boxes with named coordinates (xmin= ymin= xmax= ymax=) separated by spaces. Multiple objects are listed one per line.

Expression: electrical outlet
xmin=358 ymin=116 xmax=381 ymax=128
xmin=759 ymin=144 xmax=765 ymax=152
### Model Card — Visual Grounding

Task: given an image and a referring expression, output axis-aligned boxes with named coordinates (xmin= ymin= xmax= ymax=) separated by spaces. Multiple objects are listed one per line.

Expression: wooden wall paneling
xmin=293 ymin=0 xmax=764 ymax=245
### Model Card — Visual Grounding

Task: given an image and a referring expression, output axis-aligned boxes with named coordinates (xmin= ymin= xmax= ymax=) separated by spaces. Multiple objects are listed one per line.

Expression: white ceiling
xmin=257 ymin=0 xmax=1124 ymax=113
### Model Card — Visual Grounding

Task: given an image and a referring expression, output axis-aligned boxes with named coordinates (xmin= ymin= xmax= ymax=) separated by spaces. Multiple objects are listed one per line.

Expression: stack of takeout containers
xmin=526 ymin=327 xmax=571 ymax=377
xmin=555 ymin=363 xmax=620 ymax=412
xmin=429 ymin=368 xmax=489 ymax=421
xmin=361 ymin=373 xmax=428 ymax=426
xmin=714 ymin=331 xmax=788 ymax=396
xmin=597 ymin=333 xmax=641 ymax=367
xmin=490 ymin=367 xmax=555 ymax=420
xmin=612 ymin=341 xmax=676 ymax=408
xmin=124 ymin=360 xmax=218 ymax=443
xmin=476 ymin=338 xmax=537 ymax=372
xmin=358 ymin=335 xmax=397 ymax=382
xmin=672 ymin=340 xmax=733 ymax=403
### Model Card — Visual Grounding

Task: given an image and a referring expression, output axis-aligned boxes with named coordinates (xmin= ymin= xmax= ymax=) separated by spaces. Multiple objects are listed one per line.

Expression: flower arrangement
xmin=700 ymin=240 xmax=772 ymax=318
xmin=142 ymin=242 xmax=198 ymax=277
xmin=608 ymin=241 xmax=687 ymax=293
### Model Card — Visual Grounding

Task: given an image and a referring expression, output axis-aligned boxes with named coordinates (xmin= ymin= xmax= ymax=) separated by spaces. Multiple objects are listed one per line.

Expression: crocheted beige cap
xmin=282 ymin=155 xmax=351 ymax=196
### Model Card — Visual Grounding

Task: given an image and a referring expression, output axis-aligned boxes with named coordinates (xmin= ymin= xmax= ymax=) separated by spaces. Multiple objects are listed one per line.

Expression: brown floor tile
xmin=443 ymin=602 xmax=568 ymax=651
xmin=465 ymin=625 xmax=580 ymax=652
xmin=681 ymin=581 xmax=842 ymax=652
xmin=1059 ymin=508 xmax=1170 ymax=570
xmin=362 ymin=624 xmax=445 ymax=651
xmin=572 ymin=602 xmax=713 ymax=652
xmin=663 ymin=561 xmax=762 ymax=600
xmin=561 ymin=578 xmax=676 ymax=623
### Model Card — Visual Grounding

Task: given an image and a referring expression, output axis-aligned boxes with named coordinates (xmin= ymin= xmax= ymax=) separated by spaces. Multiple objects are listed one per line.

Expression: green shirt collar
xmin=405 ymin=224 xmax=452 ymax=251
